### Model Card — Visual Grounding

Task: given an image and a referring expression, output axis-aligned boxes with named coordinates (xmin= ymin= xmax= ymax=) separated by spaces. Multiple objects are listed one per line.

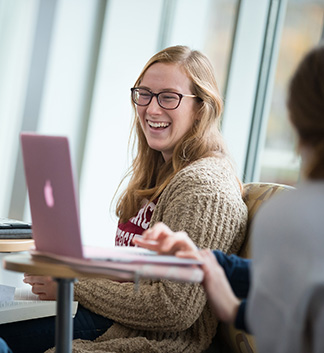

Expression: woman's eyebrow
xmin=137 ymin=85 xmax=181 ymax=93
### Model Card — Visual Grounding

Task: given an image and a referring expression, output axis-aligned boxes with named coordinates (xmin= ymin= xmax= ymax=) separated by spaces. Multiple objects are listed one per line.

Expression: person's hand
xmin=199 ymin=249 xmax=240 ymax=324
xmin=23 ymin=274 xmax=57 ymax=300
xmin=133 ymin=222 xmax=198 ymax=255
xmin=171 ymin=248 xmax=240 ymax=323
xmin=134 ymin=222 xmax=240 ymax=324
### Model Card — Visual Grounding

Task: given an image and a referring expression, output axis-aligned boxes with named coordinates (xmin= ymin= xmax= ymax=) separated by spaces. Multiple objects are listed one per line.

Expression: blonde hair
xmin=288 ymin=44 xmax=324 ymax=179
xmin=116 ymin=45 xmax=228 ymax=222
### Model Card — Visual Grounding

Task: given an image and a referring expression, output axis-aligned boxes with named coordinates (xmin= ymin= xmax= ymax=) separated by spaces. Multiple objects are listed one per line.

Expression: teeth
xmin=148 ymin=121 xmax=170 ymax=128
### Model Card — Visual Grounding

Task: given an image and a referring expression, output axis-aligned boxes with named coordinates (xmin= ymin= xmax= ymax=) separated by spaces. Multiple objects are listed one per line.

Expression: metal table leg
xmin=55 ymin=278 xmax=74 ymax=353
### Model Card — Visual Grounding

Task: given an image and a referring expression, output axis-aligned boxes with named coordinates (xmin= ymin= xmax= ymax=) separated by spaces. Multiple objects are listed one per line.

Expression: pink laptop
xmin=20 ymin=132 xmax=202 ymax=268
xmin=20 ymin=133 xmax=85 ymax=259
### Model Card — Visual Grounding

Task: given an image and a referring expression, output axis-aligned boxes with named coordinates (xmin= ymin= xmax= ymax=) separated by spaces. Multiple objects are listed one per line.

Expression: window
xmin=0 ymin=0 xmax=38 ymax=216
xmin=203 ymin=0 xmax=239 ymax=93
xmin=257 ymin=0 xmax=324 ymax=185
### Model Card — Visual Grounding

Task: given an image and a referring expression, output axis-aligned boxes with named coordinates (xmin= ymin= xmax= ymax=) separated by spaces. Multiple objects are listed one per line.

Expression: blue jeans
xmin=0 ymin=339 xmax=12 ymax=353
xmin=0 ymin=304 xmax=114 ymax=353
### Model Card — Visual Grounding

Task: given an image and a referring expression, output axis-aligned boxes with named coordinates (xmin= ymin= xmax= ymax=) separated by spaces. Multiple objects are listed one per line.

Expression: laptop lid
xmin=20 ymin=132 xmax=84 ymax=259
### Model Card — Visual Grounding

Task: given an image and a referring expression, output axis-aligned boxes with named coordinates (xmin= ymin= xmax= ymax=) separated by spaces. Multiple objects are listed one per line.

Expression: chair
xmin=205 ymin=182 xmax=294 ymax=353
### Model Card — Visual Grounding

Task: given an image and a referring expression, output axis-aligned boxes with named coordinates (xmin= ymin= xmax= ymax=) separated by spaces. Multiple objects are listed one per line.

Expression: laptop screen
xmin=20 ymin=132 xmax=84 ymax=258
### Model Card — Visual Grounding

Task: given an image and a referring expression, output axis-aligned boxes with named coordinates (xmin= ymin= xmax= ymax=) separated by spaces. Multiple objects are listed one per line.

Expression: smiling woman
xmin=116 ymin=46 xmax=232 ymax=225
xmin=1 ymin=45 xmax=248 ymax=353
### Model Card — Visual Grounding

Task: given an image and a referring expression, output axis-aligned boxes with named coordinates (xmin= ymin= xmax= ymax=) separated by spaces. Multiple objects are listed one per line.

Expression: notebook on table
xmin=0 ymin=218 xmax=32 ymax=239
xmin=20 ymin=132 xmax=203 ymax=283
xmin=0 ymin=286 xmax=78 ymax=324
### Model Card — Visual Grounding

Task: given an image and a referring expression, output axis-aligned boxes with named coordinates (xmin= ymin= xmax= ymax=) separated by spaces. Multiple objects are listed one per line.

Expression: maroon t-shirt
xmin=115 ymin=200 xmax=157 ymax=247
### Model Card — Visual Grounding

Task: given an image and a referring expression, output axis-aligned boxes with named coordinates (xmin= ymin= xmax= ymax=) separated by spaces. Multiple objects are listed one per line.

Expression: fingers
xmin=142 ymin=222 xmax=175 ymax=242
xmin=134 ymin=222 xmax=197 ymax=255
xmin=133 ymin=222 xmax=170 ymax=250
xmin=23 ymin=274 xmax=57 ymax=300
xmin=37 ymin=293 xmax=53 ymax=300
xmin=175 ymin=250 xmax=203 ymax=262
xmin=133 ymin=222 xmax=173 ymax=252
xmin=30 ymin=283 xmax=47 ymax=296
xmin=133 ymin=237 xmax=161 ymax=252
xmin=23 ymin=274 xmax=52 ymax=285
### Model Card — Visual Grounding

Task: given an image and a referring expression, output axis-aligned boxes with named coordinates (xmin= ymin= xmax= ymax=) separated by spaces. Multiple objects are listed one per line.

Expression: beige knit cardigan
xmin=47 ymin=156 xmax=248 ymax=353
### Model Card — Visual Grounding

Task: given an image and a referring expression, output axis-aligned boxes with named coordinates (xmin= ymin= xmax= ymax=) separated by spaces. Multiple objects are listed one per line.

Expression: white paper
xmin=14 ymin=287 xmax=39 ymax=300
xmin=0 ymin=284 xmax=15 ymax=302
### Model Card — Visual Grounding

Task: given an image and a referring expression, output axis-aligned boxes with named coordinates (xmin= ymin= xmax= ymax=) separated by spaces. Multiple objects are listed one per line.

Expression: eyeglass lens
xmin=132 ymin=88 xmax=181 ymax=109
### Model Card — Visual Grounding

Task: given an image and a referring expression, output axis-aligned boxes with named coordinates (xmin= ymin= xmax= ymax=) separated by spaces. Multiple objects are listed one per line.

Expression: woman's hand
xmin=133 ymin=222 xmax=198 ymax=255
xmin=134 ymin=222 xmax=240 ymax=324
xmin=170 ymin=248 xmax=240 ymax=324
xmin=23 ymin=274 xmax=57 ymax=300
xmin=199 ymin=249 xmax=240 ymax=324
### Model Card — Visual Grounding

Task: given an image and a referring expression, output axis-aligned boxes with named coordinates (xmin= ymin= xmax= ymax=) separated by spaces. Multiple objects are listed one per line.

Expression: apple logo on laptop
xmin=44 ymin=180 xmax=55 ymax=208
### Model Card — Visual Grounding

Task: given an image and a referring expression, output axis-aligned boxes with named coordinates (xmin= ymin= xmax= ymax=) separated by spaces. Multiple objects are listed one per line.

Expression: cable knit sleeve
xmin=74 ymin=157 xmax=247 ymax=332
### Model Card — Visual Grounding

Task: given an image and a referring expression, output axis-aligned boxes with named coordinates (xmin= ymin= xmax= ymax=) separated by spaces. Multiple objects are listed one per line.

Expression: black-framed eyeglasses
xmin=131 ymin=87 xmax=197 ymax=110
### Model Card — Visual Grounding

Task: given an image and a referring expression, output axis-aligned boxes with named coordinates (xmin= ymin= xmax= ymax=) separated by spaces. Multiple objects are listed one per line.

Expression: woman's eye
xmin=139 ymin=93 xmax=151 ymax=99
xmin=161 ymin=94 xmax=177 ymax=101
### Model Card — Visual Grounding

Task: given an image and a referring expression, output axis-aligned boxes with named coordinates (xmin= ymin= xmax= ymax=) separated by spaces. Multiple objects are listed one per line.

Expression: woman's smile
xmin=147 ymin=120 xmax=171 ymax=129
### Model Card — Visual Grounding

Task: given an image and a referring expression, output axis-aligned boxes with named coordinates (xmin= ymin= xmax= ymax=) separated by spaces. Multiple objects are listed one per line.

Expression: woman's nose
xmin=146 ymin=96 xmax=162 ymax=115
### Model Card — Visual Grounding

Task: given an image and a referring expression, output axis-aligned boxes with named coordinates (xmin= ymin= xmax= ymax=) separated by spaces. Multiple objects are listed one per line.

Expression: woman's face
xmin=136 ymin=63 xmax=197 ymax=162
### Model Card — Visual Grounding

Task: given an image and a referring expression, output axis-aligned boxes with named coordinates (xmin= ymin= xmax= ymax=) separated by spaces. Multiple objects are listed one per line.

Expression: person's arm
xmin=135 ymin=225 xmax=251 ymax=299
xmin=136 ymin=225 xmax=251 ymax=333
xmin=235 ymin=299 xmax=249 ymax=332
xmin=211 ymin=250 xmax=251 ymax=332
xmin=199 ymin=250 xmax=251 ymax=333
xmin=212 ymin=250 xmax=251 ymax=298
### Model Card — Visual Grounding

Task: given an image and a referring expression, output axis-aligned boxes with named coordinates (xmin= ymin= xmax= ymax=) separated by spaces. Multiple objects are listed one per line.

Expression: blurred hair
xmin=116 ymin=45 xmax=231 ymax=222
xmin=287 ymin=44 xmax=324 ymax=179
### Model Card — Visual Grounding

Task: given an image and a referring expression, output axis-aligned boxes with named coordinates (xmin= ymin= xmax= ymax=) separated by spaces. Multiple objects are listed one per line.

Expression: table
xmin=4 ymin=252 xmax=203 ymax=353
xmin=0 ymin=239 xmax=34 ymax=253
xmin=0 ymin=239 xmax=35 ymax=288
xmin=3 ymin=254 xmax=88 ymax=353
